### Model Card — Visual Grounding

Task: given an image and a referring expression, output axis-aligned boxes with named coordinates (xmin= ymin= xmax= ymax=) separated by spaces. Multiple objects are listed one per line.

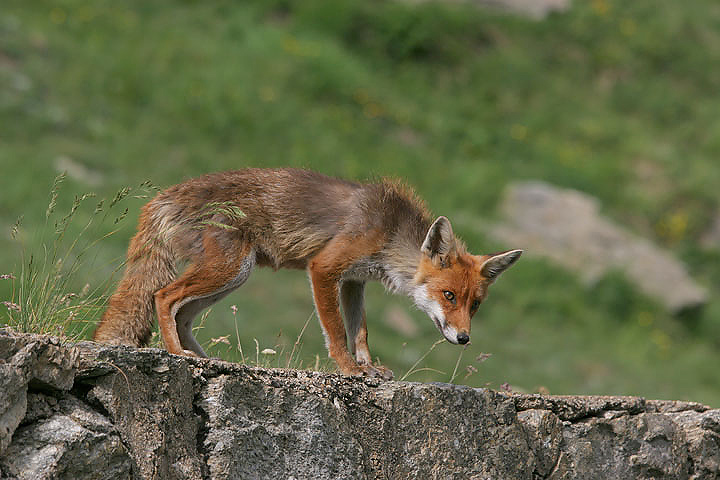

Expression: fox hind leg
xmin=174 ymin=288 xmax=237 ymax=357
xmin=155 ymin=235 xmax=255 ymax=357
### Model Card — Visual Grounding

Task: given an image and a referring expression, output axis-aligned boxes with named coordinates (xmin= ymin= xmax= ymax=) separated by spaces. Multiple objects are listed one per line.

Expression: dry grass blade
xmin=400 ymin=338 xmax=446 ymax=381
xmin=286 ymin=311 xmax=313 ymax=369
xmin=449 ymin=344 xmax=468 ymax=384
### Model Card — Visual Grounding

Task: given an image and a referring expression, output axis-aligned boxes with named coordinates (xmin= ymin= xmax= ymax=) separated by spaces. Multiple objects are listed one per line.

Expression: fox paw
xmin=368 ymin=365 xmax=394 ymax=381
xmin=346 ymin=364 xmax=393 ymax=380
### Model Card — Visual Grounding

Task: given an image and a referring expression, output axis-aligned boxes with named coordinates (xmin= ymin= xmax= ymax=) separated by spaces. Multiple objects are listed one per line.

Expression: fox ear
xmin=422 ymin=216 xmax=457 ymax=266
xmin=480 ymin=249 xmax=523 ymax=283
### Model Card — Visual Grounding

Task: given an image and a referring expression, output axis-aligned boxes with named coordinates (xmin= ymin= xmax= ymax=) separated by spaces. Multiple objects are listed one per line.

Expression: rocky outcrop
xmin=470 ymin=0 xmax=570 ymax=19
xmin=402 ymin=0 xmax=571 ymax=19
xmin=1 ymin=329 xmax=718 ymax=479
xmin=701 ymin=213 xmax=720 ymax=250
xmin=490 ymin=181 xmax=708 ymax=313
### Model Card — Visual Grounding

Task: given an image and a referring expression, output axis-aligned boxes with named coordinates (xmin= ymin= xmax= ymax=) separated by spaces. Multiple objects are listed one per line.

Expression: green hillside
xmin=2 ymin=0 xmax=720 ymax=405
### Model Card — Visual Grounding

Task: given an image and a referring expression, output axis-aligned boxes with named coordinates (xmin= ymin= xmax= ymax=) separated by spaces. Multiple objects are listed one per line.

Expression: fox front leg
xmin=340 ymin=280 xmax=393 ymax=380
xmin=308 ymin=269 xmax=366 ymax=376
xmin=307 ymin=233 xmax=390 ymax=379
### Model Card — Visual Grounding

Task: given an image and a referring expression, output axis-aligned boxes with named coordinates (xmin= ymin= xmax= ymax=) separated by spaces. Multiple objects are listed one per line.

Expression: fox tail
xmin=93 ymin=206 xmax=178 ymax=347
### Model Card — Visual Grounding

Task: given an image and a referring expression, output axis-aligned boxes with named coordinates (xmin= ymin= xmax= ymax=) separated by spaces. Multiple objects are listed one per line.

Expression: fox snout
xmin=441 ymin=320 xmax=470 ymax=345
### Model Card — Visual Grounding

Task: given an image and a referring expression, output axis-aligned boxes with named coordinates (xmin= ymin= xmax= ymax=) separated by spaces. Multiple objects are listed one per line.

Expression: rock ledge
xmin=1 ymin=329 xmax=718 ymax=479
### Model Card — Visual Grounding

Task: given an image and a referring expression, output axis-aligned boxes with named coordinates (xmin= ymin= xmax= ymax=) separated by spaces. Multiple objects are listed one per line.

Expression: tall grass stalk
xmin=2 ymin=173 xmax=153 ymax=340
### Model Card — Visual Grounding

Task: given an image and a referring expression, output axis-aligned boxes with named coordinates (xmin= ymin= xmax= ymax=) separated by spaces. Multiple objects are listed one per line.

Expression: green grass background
xmin=2 ymin=0 xmax=720 ymax=405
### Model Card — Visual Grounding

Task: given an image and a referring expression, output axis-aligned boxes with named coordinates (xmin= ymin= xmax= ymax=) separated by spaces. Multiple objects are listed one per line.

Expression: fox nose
xmin=457 ymin=332 xmax=469 ymax=344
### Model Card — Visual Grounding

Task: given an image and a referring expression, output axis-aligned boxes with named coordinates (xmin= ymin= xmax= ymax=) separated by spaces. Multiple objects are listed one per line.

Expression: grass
xmin=2 ymin=173 xmax=157 ymax=339
xmin=1 ymin=0 xmax=720 ymax=405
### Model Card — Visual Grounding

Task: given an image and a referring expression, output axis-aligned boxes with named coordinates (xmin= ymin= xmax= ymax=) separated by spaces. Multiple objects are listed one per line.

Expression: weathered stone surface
xmin=490 ymin=181 xmax=708 ymax=313
xmin=0 ymin=330 xmax=79 ymax=391
xmin=199 ymin=369 xmax=367 ymax=479
xmin=1 ymin=393 xmax=131 ymax=480
xmin=0 ymin=362 xmax=26 ymax=455
xmin=1 ymin=329 xmax=719 ymax=479
xmin=510 ymin=393 xmax=649 ymax=421
xmin=402 ymin=0 xmax=571 ymax=19
xmin=0 ymin=329 xmax=78 ymax=455
xmin=470 ymin=0 xmax=570 ymax=19
xmin=674 ymin=410 xmax=720 ymax=479
xmin=375 ymin=383 xmax=533 ymax=478
xmin=78 ymin=343 xmax=205 ymax=480
xmin=701 ymin=213 xmax=720 ymax=250
xmin=518 ymin=409 xmax=562 ymax=477
xmin=196 ymin=360 xmax=533 ymax=479
xmin=647 ymin=399 xmax=711 ymax=414
xmin=550 ymin=413 xmax=692 ymax=480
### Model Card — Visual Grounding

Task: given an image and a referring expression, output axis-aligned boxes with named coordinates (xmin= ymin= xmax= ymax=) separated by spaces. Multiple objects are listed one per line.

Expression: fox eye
xmin=443 ymin=290 xmax=456 ymax=303
xmin=471 ymin=300 xmax=480 ymax=312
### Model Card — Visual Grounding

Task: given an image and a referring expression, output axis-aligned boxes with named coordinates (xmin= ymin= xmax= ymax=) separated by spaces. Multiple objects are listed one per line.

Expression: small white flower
xmin=3 ymin=301 xmax=20 ymax=311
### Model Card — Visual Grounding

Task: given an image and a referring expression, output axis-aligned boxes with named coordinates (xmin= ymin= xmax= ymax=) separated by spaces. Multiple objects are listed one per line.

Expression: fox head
xmin=411 ymin=216 xmax=522 ymax=345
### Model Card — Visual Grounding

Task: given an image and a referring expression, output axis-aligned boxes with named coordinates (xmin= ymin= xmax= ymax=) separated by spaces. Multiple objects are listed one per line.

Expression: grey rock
xmin=1 ymin=330 xmax=719 ymax=479
xmin=0 ymin=329 xmax=78 ymax=455
xmin=647 ymin=399 xmax=710 ymax=414
xmin=701 ymin=214 xmax=720 ymax=250
xmin=79 ymin=344 xmax=205 ymax=480
xmin=376 ymin=382 xmax=533 ymax=479
xmin=550 ymin=413 xmax=691 ymax=480
xmin=200 ymin=371 xmax=367 ymax=480
xmin=0 ymin=362 xmax=26 ymax=455
xmin=54 ymin=156 xmax=104 ymax=187
xmin=0 ymin=330 xmax=78 ymax=391
xmin=510 ymin=393 xmax=648 ymax=421
xmin=490 ymin=181 xmax=707 ymax=313
xmin=518 ymin=409 xmax=562 ymax=477
xmin=469 ymin=0 xmax=570 ymax=19
xmin=674 ymin=410 xmax=720 ymax=479
xmin=0 ymin=393 xmax=131 ymax=480
xmin=401 ymin=0 xmax=571 ymax=19
xmin=196 ymin=362 xmax=534 ymax=479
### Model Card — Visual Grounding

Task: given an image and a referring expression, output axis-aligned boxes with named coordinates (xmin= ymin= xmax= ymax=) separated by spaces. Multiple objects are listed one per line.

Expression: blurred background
xmin=1 ymin=0 xmax=719 ymax=406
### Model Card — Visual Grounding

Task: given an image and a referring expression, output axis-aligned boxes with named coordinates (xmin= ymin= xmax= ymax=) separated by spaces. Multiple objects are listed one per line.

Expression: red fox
xmin=93 ymin=168 xmax=522 ymax=379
